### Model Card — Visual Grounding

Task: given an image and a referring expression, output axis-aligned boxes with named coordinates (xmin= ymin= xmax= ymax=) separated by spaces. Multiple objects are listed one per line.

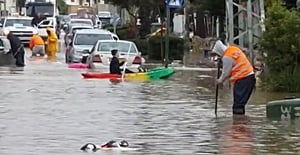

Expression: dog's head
xmin=119 ymin=140 xmax=129 ymax=147
xmin=80 ymin=143 xmax=98 ymax=152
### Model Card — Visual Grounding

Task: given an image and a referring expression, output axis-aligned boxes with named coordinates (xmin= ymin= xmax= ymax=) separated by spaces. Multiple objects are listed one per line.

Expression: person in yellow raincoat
xmin=45 ymin=27 xmax=58 ymax=61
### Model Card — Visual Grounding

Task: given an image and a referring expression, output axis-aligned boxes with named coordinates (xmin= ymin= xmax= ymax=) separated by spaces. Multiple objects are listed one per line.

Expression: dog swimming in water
xmin=80 ymin=140 xmax=129 ymax=152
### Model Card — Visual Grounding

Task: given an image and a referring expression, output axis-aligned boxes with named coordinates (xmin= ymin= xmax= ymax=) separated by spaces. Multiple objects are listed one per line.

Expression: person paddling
xmin=212 ymin=40 xmax=256 ymax=115
xmin=109 ymin=49 xmax=134 ymax=74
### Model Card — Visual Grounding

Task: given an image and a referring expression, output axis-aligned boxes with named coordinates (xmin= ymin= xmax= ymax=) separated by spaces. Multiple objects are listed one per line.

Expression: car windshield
xmin=98 ymin=12 xmax=111 ymax=17
xmin=26 ymin=5 xmax=54 ymax=17
xmin=70 ymin=20 xmax=92 ymax=25
xmin=97 ymin=42 xmax=132 ymax=53
xmin=5 ymin=19 xmax=32 ymax=27
xmin=74 ymin=34 xmax=112 ymax=45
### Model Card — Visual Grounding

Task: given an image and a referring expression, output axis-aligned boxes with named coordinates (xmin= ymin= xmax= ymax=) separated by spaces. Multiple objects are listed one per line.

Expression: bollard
xmin=204 ymin=49 xmax=209 ymax=59
xmin=266 ymin=98 xmax=300 ymax=121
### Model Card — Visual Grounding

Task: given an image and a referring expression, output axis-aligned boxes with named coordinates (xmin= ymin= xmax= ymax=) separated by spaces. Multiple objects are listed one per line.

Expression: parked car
xmin=98 ymin=11 xmax=113 ymax=26
xmin=65 ymin=29 xmax=119 ymax=63
xmin=64 ymin=25 xmax=94 ymax=47
xmin=85 ymin=40 xmax=145 ymax=72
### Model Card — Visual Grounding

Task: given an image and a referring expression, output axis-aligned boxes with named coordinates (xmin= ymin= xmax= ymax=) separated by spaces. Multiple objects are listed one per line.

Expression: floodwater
xmin=0 ymin=50 xmax=299 ymax=155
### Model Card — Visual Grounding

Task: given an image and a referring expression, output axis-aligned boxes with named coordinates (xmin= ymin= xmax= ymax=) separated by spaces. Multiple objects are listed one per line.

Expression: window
xmin=97 ymin=42 xmax=132 ymax=53
xmin=70 ymin=20 xmax=93 ymax=26
xmin=130 ymin=45 xmax=138 ymax=53
xmin=5 ymin=19 xmax=32 ymax=27
xmin=74 ymin=34 xmax=112 ymax=45
xmin=71 ymin=0 xmax=75 ymax=2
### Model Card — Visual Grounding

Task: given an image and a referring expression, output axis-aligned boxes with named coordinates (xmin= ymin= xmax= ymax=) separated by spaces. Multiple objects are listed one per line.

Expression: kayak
xmin=68 ymin=63 xmax=89 ymax=69
xmin=81 ymin=67 xmax=175 ymax=80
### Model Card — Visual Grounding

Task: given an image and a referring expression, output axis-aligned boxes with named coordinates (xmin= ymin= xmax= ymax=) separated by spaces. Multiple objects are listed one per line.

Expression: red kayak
xmin=82 ymin=73 xmax=121 ymax=79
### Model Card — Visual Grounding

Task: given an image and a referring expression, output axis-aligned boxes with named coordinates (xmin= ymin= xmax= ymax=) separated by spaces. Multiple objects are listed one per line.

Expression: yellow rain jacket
xmin=45 ymin=27 xmax=58 ymax=61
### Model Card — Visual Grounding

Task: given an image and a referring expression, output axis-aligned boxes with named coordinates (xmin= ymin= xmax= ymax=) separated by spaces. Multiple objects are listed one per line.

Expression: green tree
xmin=259 ymin=0 xmax=300 ymax=92
xmin=56 ymin=0 xmax=67 ymax=14
xmin=190 ymin=0 xmax=225 ymax=16
xmin=105 ymin=0 xmax=166 ymax=37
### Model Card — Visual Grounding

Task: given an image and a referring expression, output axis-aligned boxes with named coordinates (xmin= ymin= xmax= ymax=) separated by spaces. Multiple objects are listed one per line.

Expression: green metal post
xmin=165 ymin=7 xmax=170 ymax=68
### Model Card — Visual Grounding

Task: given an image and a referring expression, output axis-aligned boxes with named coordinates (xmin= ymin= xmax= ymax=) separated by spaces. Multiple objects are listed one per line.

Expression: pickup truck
xmin=0 ymin=16 xmax=36 ymax=45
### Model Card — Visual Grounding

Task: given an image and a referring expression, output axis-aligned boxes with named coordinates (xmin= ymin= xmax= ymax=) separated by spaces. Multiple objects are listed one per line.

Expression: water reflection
xmin=218 ymin=116 xmax=253 ymax=155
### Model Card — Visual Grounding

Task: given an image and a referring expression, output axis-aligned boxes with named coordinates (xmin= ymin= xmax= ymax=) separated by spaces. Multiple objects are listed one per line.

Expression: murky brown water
xmin=0 ymin=50 xmax=299 ymax=155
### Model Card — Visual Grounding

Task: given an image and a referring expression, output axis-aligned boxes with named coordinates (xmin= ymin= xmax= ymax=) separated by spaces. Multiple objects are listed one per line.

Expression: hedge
xmin=105 ymin=25 xmax=185 ymax=61
xmin=148 ymin=35 xmax=185 ymax=61
xmin=258 ymin=1 xmax=300 ymax=92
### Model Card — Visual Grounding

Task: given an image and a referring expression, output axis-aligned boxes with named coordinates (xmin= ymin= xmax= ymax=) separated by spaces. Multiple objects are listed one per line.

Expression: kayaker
xmin=110 ymin=49 xmax=134 ymax=74
xmin=29 ymin=30 xmax=45 ymax=58
xmin=212 ymin=40 xmax=256 ymax=115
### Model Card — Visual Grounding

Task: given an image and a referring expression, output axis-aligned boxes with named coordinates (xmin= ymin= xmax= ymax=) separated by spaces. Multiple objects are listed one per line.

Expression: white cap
xmin=32 ymin=29 xmax=38 ymax=35
xmin=3 ymin=29 xmax=9 ymax=36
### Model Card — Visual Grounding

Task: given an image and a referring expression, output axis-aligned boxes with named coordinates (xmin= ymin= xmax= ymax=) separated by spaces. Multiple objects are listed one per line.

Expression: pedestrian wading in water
xmin=4 ymin=29 xmax=25 ymax=67
xmin=212 ymin=40 xmax=256 ymax=115
xmin=45 ymin=27 xmax=58 ymax=61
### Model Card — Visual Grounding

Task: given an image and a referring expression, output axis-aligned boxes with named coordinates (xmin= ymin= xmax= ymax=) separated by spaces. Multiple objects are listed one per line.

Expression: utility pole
xmin=226 ymin=0 xmax=265 ymax=65
xmin=96 ymin=0 xmax=99 ymax=13
xmin=165 ymin=7 xmax=170 ymax=68
xmin=4 ymin=0 xmax=7 ymax=17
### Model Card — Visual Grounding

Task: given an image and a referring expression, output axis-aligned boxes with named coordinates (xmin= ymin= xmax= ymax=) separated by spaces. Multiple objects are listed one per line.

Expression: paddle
xmin=121 ymin=44 xmax=132 ymax=80
xmin=215 ymin=57 xmax=222 ymax=115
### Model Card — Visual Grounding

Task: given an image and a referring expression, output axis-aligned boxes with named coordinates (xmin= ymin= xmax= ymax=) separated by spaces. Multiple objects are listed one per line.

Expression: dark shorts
xmin=233 ymin=74 xmax=256 ymax=115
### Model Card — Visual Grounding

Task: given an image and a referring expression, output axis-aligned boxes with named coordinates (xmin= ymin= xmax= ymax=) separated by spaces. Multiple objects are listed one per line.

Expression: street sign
xmin=112 ymin=15 xmax=120 ymax=26
xmin=166 ymin=0 xmax=183 ymax=9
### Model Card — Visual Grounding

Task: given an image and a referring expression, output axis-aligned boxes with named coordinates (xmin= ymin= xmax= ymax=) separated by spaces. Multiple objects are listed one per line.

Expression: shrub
xmin=132 ymin=39 xmax=148 ymax=56
xmin=258 ymin=0 xmax=300 ymax=92
xmin=148 ymin=35 xmax=185 ymax=61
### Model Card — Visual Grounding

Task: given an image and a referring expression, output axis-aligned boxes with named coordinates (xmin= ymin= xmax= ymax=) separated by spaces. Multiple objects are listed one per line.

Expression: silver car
xmin=65 ymin=29 xmax=119 ymax=63
xmin=64 ymin=24 xmax=94 ymax=47
xmin=85 ymin=40 xmax=146 ymax=72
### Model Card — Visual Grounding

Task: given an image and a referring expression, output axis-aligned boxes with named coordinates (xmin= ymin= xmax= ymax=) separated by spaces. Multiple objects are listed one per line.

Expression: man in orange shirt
xmin=29 ymin=30 xmax=45 ymax=57
xmin=212 ymin=40 xmax=256 ymax=115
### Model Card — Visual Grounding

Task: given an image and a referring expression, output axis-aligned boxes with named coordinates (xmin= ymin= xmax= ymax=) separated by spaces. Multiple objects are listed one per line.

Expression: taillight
xmin=133 ymin=56 xmax=142 ymax=64
xmin=92 ymin=55 xmax=102 ymax=63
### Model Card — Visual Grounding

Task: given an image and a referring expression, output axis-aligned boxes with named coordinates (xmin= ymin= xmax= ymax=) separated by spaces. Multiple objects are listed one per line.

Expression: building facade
xmin=0 ymin=0 xmax=17 ymax=16
xmin=64 ymin=0 xmax=105 ymax=6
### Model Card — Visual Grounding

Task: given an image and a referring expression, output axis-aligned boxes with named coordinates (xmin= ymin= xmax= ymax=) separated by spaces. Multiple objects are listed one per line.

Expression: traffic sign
xmin=166 ymin=0 xmax=183 ymax=9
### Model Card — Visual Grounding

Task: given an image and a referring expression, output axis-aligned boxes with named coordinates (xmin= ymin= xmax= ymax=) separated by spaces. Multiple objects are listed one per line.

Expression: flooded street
xmin=0 ymin=49 xmax=299 ymax=155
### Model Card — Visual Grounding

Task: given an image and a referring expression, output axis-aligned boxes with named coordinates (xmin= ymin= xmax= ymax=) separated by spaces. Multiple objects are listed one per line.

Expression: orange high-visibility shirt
xmin=29 ymin=34 xmax=44 ymax=50
xmin=224 ymin=46 xmax=254 ymax=83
